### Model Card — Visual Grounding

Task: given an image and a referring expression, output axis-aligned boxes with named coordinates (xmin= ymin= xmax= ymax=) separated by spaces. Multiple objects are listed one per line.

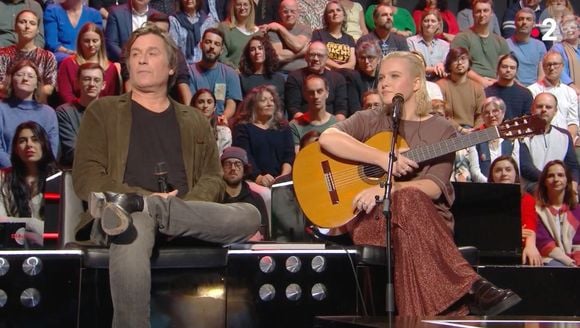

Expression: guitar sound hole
xmin=361 ymin=165 xmax=384 ymax=179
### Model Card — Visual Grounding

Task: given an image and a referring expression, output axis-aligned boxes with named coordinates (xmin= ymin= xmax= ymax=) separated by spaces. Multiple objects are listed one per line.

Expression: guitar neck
xmin=404 ymin=127 xmax=500 ymax=163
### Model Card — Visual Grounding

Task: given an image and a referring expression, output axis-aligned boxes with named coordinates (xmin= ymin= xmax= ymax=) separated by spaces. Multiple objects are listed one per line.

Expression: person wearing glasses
xmin=221 ymin=146 xmax=268 ymax=240
xmin=285 ymin=41 xmax=348 ymax=120
xmin=0 ymin=59 xmax=58 ymax=168
xmin=465 ymin=97 xmax=520 ymax=182
xmin=344 ymin=41 xmax=381 ymax=115
xmin=528 ymin=51 xmax=578 ymax=139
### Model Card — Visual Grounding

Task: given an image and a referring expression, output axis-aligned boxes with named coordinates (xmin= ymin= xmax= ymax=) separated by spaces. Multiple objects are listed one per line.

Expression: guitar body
xmin=292 ymin=115 xmax=545 ymax=228
xmin=292 ymin=132 xmax=408 ymax=228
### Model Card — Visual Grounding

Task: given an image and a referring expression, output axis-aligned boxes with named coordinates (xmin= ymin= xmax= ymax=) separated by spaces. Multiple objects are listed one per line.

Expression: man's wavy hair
xmin=123 ymin=23 xmax=179 ymax=89
xmin=239 ymin=35 xmax=280 ymax=77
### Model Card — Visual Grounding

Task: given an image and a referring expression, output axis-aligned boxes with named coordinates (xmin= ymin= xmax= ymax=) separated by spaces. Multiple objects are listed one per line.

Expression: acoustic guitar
xmin=292 ymin=115 xmax=545 ymax=228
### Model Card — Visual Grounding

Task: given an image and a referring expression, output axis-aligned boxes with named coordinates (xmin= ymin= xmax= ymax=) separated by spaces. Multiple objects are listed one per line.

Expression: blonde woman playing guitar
xmin=316 ymin=51 xmax=521 ymax=317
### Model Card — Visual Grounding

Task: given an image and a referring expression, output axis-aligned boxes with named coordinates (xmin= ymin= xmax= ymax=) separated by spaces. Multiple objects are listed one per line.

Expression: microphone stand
xmin=380 ymin=101 xmax=402 ymax=320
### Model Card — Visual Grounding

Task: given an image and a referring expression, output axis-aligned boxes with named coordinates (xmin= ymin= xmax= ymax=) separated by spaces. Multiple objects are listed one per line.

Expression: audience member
xmin=264 ymin=0 xmax=312 ymax=73
xmin=72 ymin=24 xmax=260 ymax=327
xmin=57 ymin=22 xmax=121 ymax=104
xmin=501 ymin=0 xmax=544 ymax=39
xmin=44 ymin=0 xmax=102 ymax=63
xmin=407 ymin=9 xmax=450 ymax=81
xmin=361 ymin=89 xmax=383 ymax=111
xmin=340 ymin=0 xmax=367 ymax=41
xmin=364 ymin=0 xmax=415 ymax=37
xmin=487 ymin=155 xmax=542 ymax=266
xmin=550 ymin=17 xmax=580 ymax=95
xmin=0 ymin=0 xmax=44 ymax=48
xmin=451 ymin=0 xmax=510 ymax=88
xmin=0 ymin=10 xmax=57 ymax=103
xmin=535 ymin=160 xmax=580 ymax=267
xmin=232 ymin=85 xmax=294 ymax=188
xmin=190 ymin=88 xmax=232 ymax=154
xmin=312 ymin=0 xmax=356 ymax=70
xmin=221 ymin=146 xmax=268 ymax=240
xmin=437 ymin=47 xmax=484 ymax=131
xmin=285 ymin=41 xmax=348 ymax=120
xmin=289 ymin=75 xmax=337 ymax=152
xmin=456 ymin=0 xmax=500 ymax=35
xmin=217 ymin=0 xmax=259 ymax=69
xmin=169 ymin=0 xmax=218 ymax=65
xmin=189 ymin=28 xmax=242 ymax=123
xmin=357 ymin=4 xmax=408 ymax=56
xmin=412 ymin=0 xmax=458 ymax=42
xmin=0 ymin=122 xmax=55 ymax=221
xmin=467 ymin=97 xmax=519 ymax=182
xmin=485 ymin=54 xmax=533 ymax=120
xmin=519 ymin=92 xmax=579 ymax=193
xmin=528 ymin=51 xmax=578 ymax=138
xmin=56 ymin=63 xmax=105 ymax=167
xmin=239 ymin=35 xmax=285 ymax=101
xmin=0 ymin=60 xmax=58 ymax=168
xmin=506 ymin=8 xmax=547 ymax=86
xmin=538 ymin=0 xmax=575 ymax=44
xmin=345 ymin=41 xmax=381 ymax=114
xmin=105 ymin=0 xmax=160 ymax=61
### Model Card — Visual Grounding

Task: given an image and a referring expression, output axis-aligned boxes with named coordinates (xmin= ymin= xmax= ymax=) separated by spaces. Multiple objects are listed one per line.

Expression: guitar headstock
xmin=498 ymin=115 xmax=546 ymax=139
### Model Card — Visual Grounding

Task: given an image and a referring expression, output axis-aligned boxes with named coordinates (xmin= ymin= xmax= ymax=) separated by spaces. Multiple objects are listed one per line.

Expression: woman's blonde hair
xmin=226 ymin=0 xmax=256 ymax=30
xmin=383 ymin=51 xmax=431 ymax=116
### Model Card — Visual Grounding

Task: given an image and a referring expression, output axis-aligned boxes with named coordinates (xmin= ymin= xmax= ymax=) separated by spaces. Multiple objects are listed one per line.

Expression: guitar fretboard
xmin=403 ymin=127 xmax=500 ymax=163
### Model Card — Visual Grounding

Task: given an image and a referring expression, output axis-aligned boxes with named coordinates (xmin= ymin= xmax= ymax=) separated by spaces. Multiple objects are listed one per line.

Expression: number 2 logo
xmin=542 ymin=18 xmax=557 ymax=41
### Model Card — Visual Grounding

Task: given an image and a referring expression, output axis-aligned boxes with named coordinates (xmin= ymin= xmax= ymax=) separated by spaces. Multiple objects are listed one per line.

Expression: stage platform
xmin=314 ymin=316 xmax=580 ymax=328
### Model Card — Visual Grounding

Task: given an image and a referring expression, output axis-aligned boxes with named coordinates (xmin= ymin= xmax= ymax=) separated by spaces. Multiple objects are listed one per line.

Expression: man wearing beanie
xmin=221 ymin=146 xmax=269 ymax=240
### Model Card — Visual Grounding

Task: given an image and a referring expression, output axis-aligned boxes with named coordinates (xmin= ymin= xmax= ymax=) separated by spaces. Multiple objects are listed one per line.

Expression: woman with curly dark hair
xmin=0 ymin=121 xmax=56 ymax=220
xmin=239 ymin=35 xmax=285 ymax=101
xmin=232 ymin=85 xmax=294 ymax=188
xmin=412 ymin=0 xmax=459 ymax=42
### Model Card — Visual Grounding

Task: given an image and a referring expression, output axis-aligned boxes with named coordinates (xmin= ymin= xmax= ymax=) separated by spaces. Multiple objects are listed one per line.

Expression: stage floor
xmin=314 ymin=316 xmax=580 ymax=328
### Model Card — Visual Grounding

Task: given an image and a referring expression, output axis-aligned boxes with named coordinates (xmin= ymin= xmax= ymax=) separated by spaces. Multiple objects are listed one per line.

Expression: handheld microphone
xmin=392 ymin=93 xmax=404 ymax=121
xmin=154 ymin=162 xmax=168 ymax=193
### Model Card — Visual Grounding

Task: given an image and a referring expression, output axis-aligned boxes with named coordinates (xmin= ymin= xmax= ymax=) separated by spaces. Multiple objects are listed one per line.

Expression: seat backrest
xmin=57 ymin=170 xmax=84 ymax=249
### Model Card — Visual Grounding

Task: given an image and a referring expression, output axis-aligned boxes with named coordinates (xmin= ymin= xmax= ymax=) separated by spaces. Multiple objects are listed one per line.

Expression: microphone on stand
xmin=391 ymin=93 xmax=404 ymax=122
xmin=154 ymin=162 xmax=168 ymax=193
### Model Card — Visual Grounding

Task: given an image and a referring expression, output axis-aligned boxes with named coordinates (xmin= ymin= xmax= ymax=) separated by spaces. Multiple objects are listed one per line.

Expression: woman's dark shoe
xmin=89 ymin=192 xmax=144 ymax=236
xmin=469 ymin=278 xmax=522 ymax=316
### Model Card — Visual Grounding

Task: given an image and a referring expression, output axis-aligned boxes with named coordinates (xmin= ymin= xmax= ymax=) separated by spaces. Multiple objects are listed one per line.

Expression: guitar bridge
xmin=321 ymin=160 xmax=339 ymax=204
